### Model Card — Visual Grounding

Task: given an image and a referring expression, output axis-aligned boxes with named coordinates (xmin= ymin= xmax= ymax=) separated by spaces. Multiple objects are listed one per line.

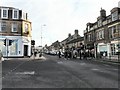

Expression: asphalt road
xmin=2 ymin=54 xmax=119 ymax=88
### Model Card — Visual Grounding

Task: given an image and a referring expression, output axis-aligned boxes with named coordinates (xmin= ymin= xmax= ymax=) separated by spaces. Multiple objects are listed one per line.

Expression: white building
xmin=0 ymin=6 xmax=32 ymax=57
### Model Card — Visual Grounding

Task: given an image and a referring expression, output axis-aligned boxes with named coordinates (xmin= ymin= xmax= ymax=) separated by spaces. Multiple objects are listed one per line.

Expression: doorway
xmin=24 ymin=45 xmax=28 ymax=56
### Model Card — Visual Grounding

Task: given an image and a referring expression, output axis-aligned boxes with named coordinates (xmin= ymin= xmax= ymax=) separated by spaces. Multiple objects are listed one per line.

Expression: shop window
xmin=111 ymin=44 xmax=116 ymax=55
xmin=9 ymin=40 xmax=18 ymax=55
xmin=0 ymin=40 xmax=6 ymax=55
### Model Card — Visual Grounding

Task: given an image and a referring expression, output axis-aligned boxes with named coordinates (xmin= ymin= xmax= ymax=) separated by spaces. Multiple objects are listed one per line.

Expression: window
xmin=1 ymin=22 xmax=6 ymax=31
xmin=96 ymin=32 xmax=99 ymax=40
xmin=13 ymin=9 xmax=19 ymax=19
xmin=111 ymin=44 xmax=116 ymax=55
xmin=25 ymin=23 xmax=29 ymax=32
xmin=1 ymin=8 xmax=8 ymax=19
xmin=110 ymin=26 xmax=117 ymax=38
xmin=0 ymin=40 xmax=6 ymax=55
xmin=12 ymin=23 xmax=18 ymax=32
xmin=101 ymin=30 xmax=104 ymax=39
xmin=109 ymin=26 xmax=118 ymax=38
xmin=98 ymin=19 xmax=102 ymax=27
xmin=112 ymin=11 xmax=118 ymax=21
xmin=96 ymin=30 xmax=104 ymax=40
xmin=118 ymin=25 xmax=120 ymax=37
xmin=88 ymin=34 xmax=91 ymax=41
xmin=10 ymin=40 xmax=18 ymax=55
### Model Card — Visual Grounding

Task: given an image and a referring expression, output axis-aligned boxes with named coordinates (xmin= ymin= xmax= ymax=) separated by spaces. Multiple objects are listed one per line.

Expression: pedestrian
xmin=39 ymin=52 xmax=42 ymax=57
xmin=73 ymin=49 xmax=78 ymax=59
xmin=64 ymin=51 xmax=68 ymax=59
xmin=34 ymin=51 xmax=37 ymax=57
xmin=58 ymin=51 xmax=61 ymax=58
xmin=79 ymin=50 xmax=82 ymax=60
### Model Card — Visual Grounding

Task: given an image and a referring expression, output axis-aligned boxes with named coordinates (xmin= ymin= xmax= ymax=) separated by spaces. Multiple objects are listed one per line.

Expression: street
xmin=2 ymin=54 xmax=119 ymax=88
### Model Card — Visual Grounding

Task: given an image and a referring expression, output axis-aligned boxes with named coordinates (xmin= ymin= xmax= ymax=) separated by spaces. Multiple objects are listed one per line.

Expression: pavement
xmin=2 ymin=53 xmax=46 ymax=61
xmin=73 ymin=56 xmax=119 ymax=65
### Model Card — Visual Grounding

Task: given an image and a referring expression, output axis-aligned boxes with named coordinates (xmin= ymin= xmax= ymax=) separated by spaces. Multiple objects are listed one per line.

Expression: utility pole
xmin=41 ymin=24 xmax=46 ymax=47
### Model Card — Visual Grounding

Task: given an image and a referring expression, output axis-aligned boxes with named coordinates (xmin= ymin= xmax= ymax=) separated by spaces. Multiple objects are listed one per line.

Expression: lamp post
xmin=41 ymin=24 xmax=46 ymax=47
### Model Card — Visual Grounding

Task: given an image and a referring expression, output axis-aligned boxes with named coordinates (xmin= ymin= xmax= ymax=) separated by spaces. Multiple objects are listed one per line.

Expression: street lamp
xmin=41 ymin=24 xmax=46 ymax=47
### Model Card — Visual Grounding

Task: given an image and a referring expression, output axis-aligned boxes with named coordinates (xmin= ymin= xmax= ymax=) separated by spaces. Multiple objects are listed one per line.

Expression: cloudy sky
xmin=1 ymin=0 xmax=119 ymax=46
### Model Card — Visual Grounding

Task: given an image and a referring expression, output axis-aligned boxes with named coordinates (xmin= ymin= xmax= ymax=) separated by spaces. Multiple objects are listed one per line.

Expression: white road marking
xmin=79 ymin=63 xmax=86 ymax=65
xmin=91 ymin=68 xmax=99 ymax=71
xmin=16 ymin=71 xmax=35 ymax=75
xmin=91 ymin=68 xmax=106 ymax=73
xmin=2 ymin=60 xmax=29 ymax=79
xmin=57 ymin=61 xmax=63 ymax=64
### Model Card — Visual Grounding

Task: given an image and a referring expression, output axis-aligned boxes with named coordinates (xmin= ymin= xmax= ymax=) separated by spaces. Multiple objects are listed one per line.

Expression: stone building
xmin=84 ymin=7 xmax=120 ymax=59
xmin=0 ymin=6 xmax=32 ymax=57
xmin=60 ymin=29 xmax=84 ymax=52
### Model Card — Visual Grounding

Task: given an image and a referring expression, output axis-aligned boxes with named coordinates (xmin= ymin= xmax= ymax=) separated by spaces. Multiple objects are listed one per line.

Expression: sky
xmin=1 ymin=0 xmax=120 ymax=46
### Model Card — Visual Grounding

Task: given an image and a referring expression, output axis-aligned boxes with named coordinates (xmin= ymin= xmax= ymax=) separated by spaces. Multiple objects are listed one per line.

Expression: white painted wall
xmin=0 ymin=36 xmax=31 ymax=57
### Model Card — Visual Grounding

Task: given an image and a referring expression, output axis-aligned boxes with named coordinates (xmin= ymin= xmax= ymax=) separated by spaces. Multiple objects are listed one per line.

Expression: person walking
xmin=58 ymin=51 xmax=61 ymax=58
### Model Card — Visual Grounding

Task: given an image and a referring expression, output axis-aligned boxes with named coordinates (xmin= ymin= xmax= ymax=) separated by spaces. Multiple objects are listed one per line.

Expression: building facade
xmin=0 ymin=6 xmax=32 ymax=57
xmin=60 ymin=30 xmax=84 ymax=52
xmin=84 ymin=7 xmax=120 ymax=59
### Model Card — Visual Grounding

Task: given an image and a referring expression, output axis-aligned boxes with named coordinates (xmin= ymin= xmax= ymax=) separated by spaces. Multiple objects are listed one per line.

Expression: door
xmin=24 ymin=45 xmax=28 ymax=56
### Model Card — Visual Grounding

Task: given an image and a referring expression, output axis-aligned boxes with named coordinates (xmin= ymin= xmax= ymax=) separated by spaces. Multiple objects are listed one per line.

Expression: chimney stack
xmin=68 ymin=33 xmax=71 ymax=37
xmin=75 ymin=29 xmax=78 ymax=35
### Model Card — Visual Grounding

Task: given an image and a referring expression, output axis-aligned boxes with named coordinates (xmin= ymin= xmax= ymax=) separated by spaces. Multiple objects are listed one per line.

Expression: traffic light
xmin=9 ymin=40 xmax=12 ymax=46
xmin=4 ymin=39 xmax=6 ymax=46
xmin=31 ymin=40 xmax=35 ymax=46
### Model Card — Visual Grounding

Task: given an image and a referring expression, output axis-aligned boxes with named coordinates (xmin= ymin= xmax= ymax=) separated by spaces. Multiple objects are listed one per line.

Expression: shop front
xmin=0 ymin=36 xmax=31 ymax=57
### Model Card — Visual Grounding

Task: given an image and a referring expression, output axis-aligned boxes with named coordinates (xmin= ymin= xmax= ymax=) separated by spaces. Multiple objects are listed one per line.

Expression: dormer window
xmin=98 ymin=19 xmax=102 ymax=27
xmin=12 ymin=9 xmax=19 ymax=19
xmin=112 ymin=11 xmax=118 ymax=21
xmin=1 ymin=8 xmax=8 ymax=19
